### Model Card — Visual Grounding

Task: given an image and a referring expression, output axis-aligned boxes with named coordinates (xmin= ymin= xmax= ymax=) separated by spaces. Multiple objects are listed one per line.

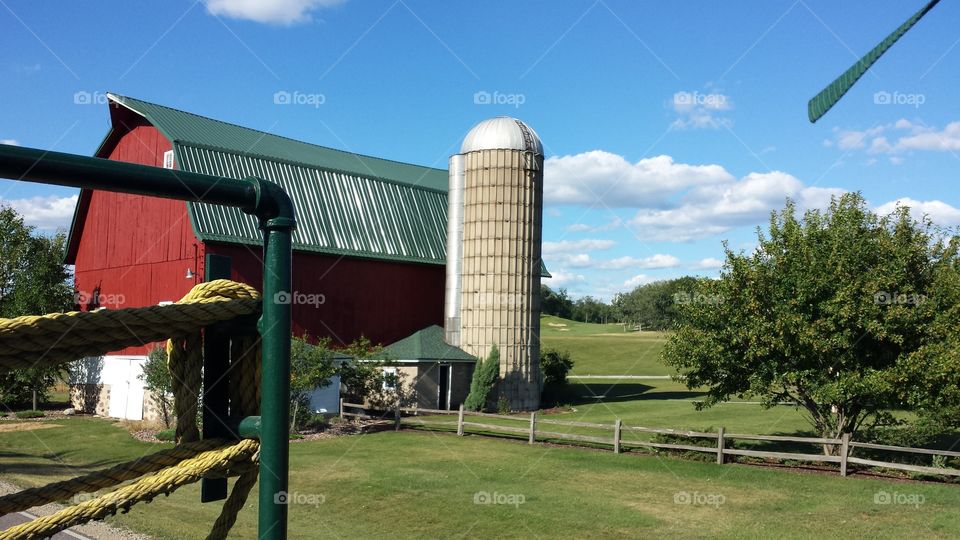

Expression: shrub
xmin=464 ymin=346 xmax=499 ymax=411
xmin=541 ymin=348 xmax=574 ymax=385
xmin=15 ymin=410 xmax=45 ymax=419
xmin=140 ymin=347 xmax=175 ymax=429
xmin=497 ymin=395 xmax=510 ymax=415
xmin=155 ymin=429 xmax=175 ymax=441
xmin=289 ymin=335 xmax=336 ymax=431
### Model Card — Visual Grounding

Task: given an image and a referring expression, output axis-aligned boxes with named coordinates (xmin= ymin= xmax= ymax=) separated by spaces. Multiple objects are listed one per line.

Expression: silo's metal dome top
xmin=460 ymin=117 xmax=543 ymax=155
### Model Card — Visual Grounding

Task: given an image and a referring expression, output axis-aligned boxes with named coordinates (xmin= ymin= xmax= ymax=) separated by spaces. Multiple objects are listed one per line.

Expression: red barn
xmin=66 ymin=94 xmax=450 ymax=418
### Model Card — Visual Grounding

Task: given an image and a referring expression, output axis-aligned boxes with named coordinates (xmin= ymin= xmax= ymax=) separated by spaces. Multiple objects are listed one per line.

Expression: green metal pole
xmin=253 ymin=179 xmax=296 ymax=540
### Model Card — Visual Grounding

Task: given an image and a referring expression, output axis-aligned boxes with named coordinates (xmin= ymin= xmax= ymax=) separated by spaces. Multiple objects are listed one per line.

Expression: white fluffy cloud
xmin=204 ymin=0 xmax=344 ymax=25
xmin=598 ymin=254 xmax=679 ymax=270
xmin=623 ymin=274 xmax=653 ymax=289
xmin=828 ymin=120 xmax=960 ymax=156
xmin=543 ymin=269 xmax=586 ymax=288
xmin=874 ymin=198 xmax=960 ymax=227
xmin=692 ymin=257 xmax=724 ymax=270
xmin=0 ymin=139 xmax=19 ymax=146
xmin=545 ymin=253 xmax=593 ymax=268
xmin=542 ymin=238 xmax=616 ymax=254
xmin=671 ymin=91 xmax=732 ymax=130
xmin=567 ymin=216 xmax=622 ymax=233
xmin=2 ymin=194 xmax=78 ymax=230
xmin=628 ymin=171 xmax=846 ymax=242
xmin=544 ymin=151 xmax=733 ymax=207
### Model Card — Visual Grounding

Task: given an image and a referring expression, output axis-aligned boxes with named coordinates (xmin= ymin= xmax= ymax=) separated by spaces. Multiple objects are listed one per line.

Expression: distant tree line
xmin=541 ymin=276 xmax=710 ymax=330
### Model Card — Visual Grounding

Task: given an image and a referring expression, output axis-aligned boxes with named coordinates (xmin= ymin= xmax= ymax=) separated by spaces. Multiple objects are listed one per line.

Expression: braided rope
xmin=0 ymin=439 xmax=260 ymax=540
xmin=0 ymin=439 xmax=225 ymax=515
xmin=0 ymin=280 xmax=266 ymax=540
xmin=0 ymin=280 xmax=260 ymax=371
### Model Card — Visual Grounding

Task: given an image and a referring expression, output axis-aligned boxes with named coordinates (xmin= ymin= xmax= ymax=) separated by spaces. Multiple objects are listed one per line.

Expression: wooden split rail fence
xmin=340 ymin=401 xmax=960 ymax=478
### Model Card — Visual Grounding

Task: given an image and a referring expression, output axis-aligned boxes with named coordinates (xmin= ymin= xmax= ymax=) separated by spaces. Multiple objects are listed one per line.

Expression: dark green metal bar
xmin=0 ymin=143 xmax=296 ymax=539
xmin=0 ymin=144 xmax=257 ymax=209
xmin=256 ymin=200 xmax=294 ymax=539
xmin=201 ymin=254 xmax=233 ymax=503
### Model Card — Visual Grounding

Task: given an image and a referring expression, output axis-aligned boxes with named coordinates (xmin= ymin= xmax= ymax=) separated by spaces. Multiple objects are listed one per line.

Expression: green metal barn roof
xmin=375 ymin=325 xmax=476 ymax=362
xmin=100 ymin=94 xmax=550 ymax=275
xmin=109 ymin=93 xmax=449 ymax=265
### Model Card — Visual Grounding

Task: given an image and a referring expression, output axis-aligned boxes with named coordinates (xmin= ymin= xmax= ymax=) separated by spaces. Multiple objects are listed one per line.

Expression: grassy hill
xmin=540 ymin=315 xmax=672 ymax=376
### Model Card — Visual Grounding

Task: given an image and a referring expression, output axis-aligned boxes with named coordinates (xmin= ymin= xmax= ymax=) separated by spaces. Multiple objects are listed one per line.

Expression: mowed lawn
xmin=540 ymin=315 xmax=672 ymax=376
xmin=3 ymin=418 xmax=959 ymax=539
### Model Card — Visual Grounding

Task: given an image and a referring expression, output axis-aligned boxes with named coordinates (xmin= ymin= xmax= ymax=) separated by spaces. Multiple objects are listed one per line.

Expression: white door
xmin=105 ymin=357 xmax=146 ymax=420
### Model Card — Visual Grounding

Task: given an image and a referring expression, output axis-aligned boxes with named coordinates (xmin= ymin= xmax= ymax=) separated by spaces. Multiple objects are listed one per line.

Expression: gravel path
xmin=0 ymin=479 xmax=150 ymax=540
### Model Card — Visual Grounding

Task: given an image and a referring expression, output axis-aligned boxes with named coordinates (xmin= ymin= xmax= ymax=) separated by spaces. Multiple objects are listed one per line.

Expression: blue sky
xmin=1 ymin=0 xmax=959 ymax=300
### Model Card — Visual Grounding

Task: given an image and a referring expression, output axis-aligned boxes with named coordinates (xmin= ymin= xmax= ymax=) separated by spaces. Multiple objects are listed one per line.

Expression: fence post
xmin=394 ymin=400 xmax=401 ymax=431
xmin=339 ymin=398 xmax=344 ymax=418
xmin=840 ymin=433 xmax=850 ymax=476
xmin=614 ymin=419 xmax=622 ymax=454
xmin=528 ymin=411 xmax=537 ymax=444
xmin=716 ymin=427 xmax=725 ymax=465
xmin=457 ymin=404 xmax=465 ymax=436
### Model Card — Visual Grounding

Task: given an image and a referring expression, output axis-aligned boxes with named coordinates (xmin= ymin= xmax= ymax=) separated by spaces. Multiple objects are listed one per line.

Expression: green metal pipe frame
xmin=0 ymin=144 xmax=296 ymax=540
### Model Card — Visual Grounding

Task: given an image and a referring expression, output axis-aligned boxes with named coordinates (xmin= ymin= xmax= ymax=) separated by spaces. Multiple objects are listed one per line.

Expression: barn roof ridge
xmin=174 ymin=140 xmax=448 ymax=196
xmin=106 ymin=92 xmax=448 ymax=191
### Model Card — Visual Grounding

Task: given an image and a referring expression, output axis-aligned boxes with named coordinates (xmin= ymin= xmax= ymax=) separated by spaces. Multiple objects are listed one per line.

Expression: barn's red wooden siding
xmin=206 ymin=243 xmax=444 ymax=347
xmin=72 ymin=124 xmax=203 ymax=355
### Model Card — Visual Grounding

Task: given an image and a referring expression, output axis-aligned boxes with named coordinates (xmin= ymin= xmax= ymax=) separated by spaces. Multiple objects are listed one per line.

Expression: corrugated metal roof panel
xmin=178 ymin=145 xmax=449 ymax=264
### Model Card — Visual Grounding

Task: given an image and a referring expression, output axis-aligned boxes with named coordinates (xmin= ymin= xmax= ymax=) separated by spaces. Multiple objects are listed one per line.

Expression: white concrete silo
xmin=445 ymin=117 xmax=544 ymax=411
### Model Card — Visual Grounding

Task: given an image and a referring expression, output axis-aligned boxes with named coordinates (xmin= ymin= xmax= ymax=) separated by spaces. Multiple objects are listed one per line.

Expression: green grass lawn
xmin=2 ymin=418 xmax=959 ymax=539
xmin=540 ymin=315 xmax=671 ymax=376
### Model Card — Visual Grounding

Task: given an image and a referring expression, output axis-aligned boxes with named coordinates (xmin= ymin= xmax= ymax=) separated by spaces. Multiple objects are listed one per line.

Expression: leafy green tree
xmin=140 ymin=347 xmax=175 ymax=428
xmin=464 ymin=345 xmax=500 ymax=412
xmin=0 ymin=206 xmax=73 ymax=409
xmin=612 ymin=277 xmax=703 ymax=330
xmin=289 ymin=334 xmax=337 ymax=430
xmin=662 ymin=193 xmax=959 ymax=453
xmin=541 ymin=285 xmax=573 ymax=319
xmin=571 ymin=296 xmax=614 ymax=324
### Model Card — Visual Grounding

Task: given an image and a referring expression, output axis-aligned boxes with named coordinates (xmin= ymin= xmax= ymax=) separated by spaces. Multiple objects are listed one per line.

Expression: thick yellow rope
xmin=0 ymin=439 xmax=260 ymax=540
xmin=0 ymin=280 xmax=265 ymax=540
xmin=0 ymin=280 xmax=260 ymax=371
xmin=0 ymin=439 xmax=226 ymax=515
